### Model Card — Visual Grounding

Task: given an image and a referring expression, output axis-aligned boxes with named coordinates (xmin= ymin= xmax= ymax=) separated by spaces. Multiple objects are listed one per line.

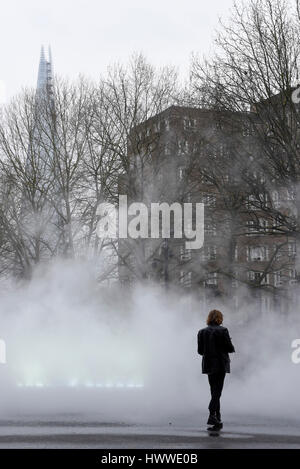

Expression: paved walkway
xmin=0 ymin=414 xmax=299 ymax=448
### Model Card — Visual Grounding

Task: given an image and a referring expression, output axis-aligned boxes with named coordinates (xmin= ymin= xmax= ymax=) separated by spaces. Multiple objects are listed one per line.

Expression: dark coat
xmin=197 ymin=323 xmax=235 ymax=374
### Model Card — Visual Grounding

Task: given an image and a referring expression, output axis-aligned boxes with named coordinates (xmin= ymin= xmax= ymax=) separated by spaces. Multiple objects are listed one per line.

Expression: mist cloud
xmin=0 ymin=258 xmax=299 ymax=423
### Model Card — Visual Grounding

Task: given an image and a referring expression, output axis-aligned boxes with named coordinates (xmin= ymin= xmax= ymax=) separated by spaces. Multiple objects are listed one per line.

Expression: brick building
xmin=118 ymin=104 xmax=298 ymax=313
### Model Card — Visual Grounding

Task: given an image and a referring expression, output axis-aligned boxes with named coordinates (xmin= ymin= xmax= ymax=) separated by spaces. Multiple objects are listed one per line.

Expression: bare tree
xmin=98 ymin=54 xmax=179 ymax=282
xmin=0 ymin=56 xmax=179 ymax=283
xmin=0 ymin=79 xmax=120 ymax=280
xmin=189 ymin=0 xmax=300 ymax=304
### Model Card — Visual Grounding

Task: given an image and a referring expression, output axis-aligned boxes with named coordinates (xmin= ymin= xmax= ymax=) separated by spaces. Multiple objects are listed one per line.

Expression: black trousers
xmin=208 ymin=371 xmax=226 ymax=415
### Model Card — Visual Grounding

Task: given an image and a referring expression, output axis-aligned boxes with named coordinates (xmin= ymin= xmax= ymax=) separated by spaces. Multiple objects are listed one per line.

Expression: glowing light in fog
xmin=16 ymin=381 xmax=144 ymax=388
xmin=85 ymin=382 xmax=95 ymax=388
xmin=69 ymin=380 xmax=78 ymax=387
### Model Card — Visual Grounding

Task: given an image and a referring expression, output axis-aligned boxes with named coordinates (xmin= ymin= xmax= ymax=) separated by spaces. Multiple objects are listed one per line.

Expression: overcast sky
xmin=0 ymin=0 xmax=234 ymax=102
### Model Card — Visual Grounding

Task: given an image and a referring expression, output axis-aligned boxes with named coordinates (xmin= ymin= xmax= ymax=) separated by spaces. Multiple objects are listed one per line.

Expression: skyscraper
xmin=16 ymin=46 xmax=58 ymax=278
xmin=37 ymin=45 xmax=53 ymax=97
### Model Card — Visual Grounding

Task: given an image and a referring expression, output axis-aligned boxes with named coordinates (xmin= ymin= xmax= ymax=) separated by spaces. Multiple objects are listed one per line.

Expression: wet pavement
xmin=0 ymin=413 xmax=299 ymax=448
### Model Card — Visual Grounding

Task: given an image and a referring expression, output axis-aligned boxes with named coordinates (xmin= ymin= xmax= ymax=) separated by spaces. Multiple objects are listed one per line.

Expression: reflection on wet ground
xmin=0 ymin=413 xmax=299 ymax=448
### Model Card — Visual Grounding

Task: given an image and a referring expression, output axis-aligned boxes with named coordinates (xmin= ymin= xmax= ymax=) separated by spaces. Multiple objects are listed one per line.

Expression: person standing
xmin=197 ymin=309 xmax=235 ymax=429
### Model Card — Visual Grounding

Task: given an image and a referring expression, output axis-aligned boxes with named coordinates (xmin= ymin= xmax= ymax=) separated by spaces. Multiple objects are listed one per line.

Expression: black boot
xmin=207 ymin=412 xmax=219 ymax=426
xmin=216 ymin=412 xmax=223 ymax=429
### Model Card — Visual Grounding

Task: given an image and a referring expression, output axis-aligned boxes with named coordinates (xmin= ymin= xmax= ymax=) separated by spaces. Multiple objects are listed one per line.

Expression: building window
xmin=288 ymin=242 xmax=296 ymax=257
xmin=248 ymin=271 xmax=269 ymax=284
xmin=165 ymin=118 xmax=170 ymax=131
xmin=206 ymin=272 xmax=218 ymax=286
xmin=203 ymin=245 xmax=217 ymax=261
xmin=261 ymin=273 xmax=269 ymax=285
xmin=205 ymin=223 xmax=216 ymax=237
xmin=191 ymin=141 xmax=198 ymax=154
xmin=248 ymin=271 xmax=256 ymax=282
xmin=207 ymin=245 xmax=217 ymax=261
xmin=274 ymin=269 xmax=296 ymax=286
xmin=274 ymin=271 xmax=283 ymax=287
xmin=178 ymin=167 xmax=186 ymax=181
xmin=273 ymin=217 xmax=281 ymax=229
xmin=180 ymin=271 xmax=192 ymax=287
xmin=272 ymin=191 xmax=280 ymax=209
xmin=246 ymin=220 xmax=256 ymax=236
xmin=258 ymin=218 xmax=269 ymax=233
xmin=288 ymin=269 xmax=297 ymax=286
xmin=180 ymin=246 xmax=192 ymax=261
xmin=234 ymin=246 xmax=238 ymax=261
xmin=253 ymin=171 xmax=266 ymax=184
xmin=178 ymin=140 xmax=189 ymax=155
xmin=289 ymin=268 xmax=296 ymax=278
xmin=165 ymin=143 xmax=171 ymax=155
xmin=276 ymin=242 xmax=296 ymax=260
xmin=219 ymin=143 xmax=228 ymax=158
xmin=183 ymin=117 xmax=196 ymax=130
xmin=246 ymin=194 xmax=259 ymax=210
xmin=153 ymin=121 xmax=161 ymax=133
xmin=247 ymin=246 xmax=269 ymax=262
xmin=242 ymin=122 xmax=253 ymax=137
